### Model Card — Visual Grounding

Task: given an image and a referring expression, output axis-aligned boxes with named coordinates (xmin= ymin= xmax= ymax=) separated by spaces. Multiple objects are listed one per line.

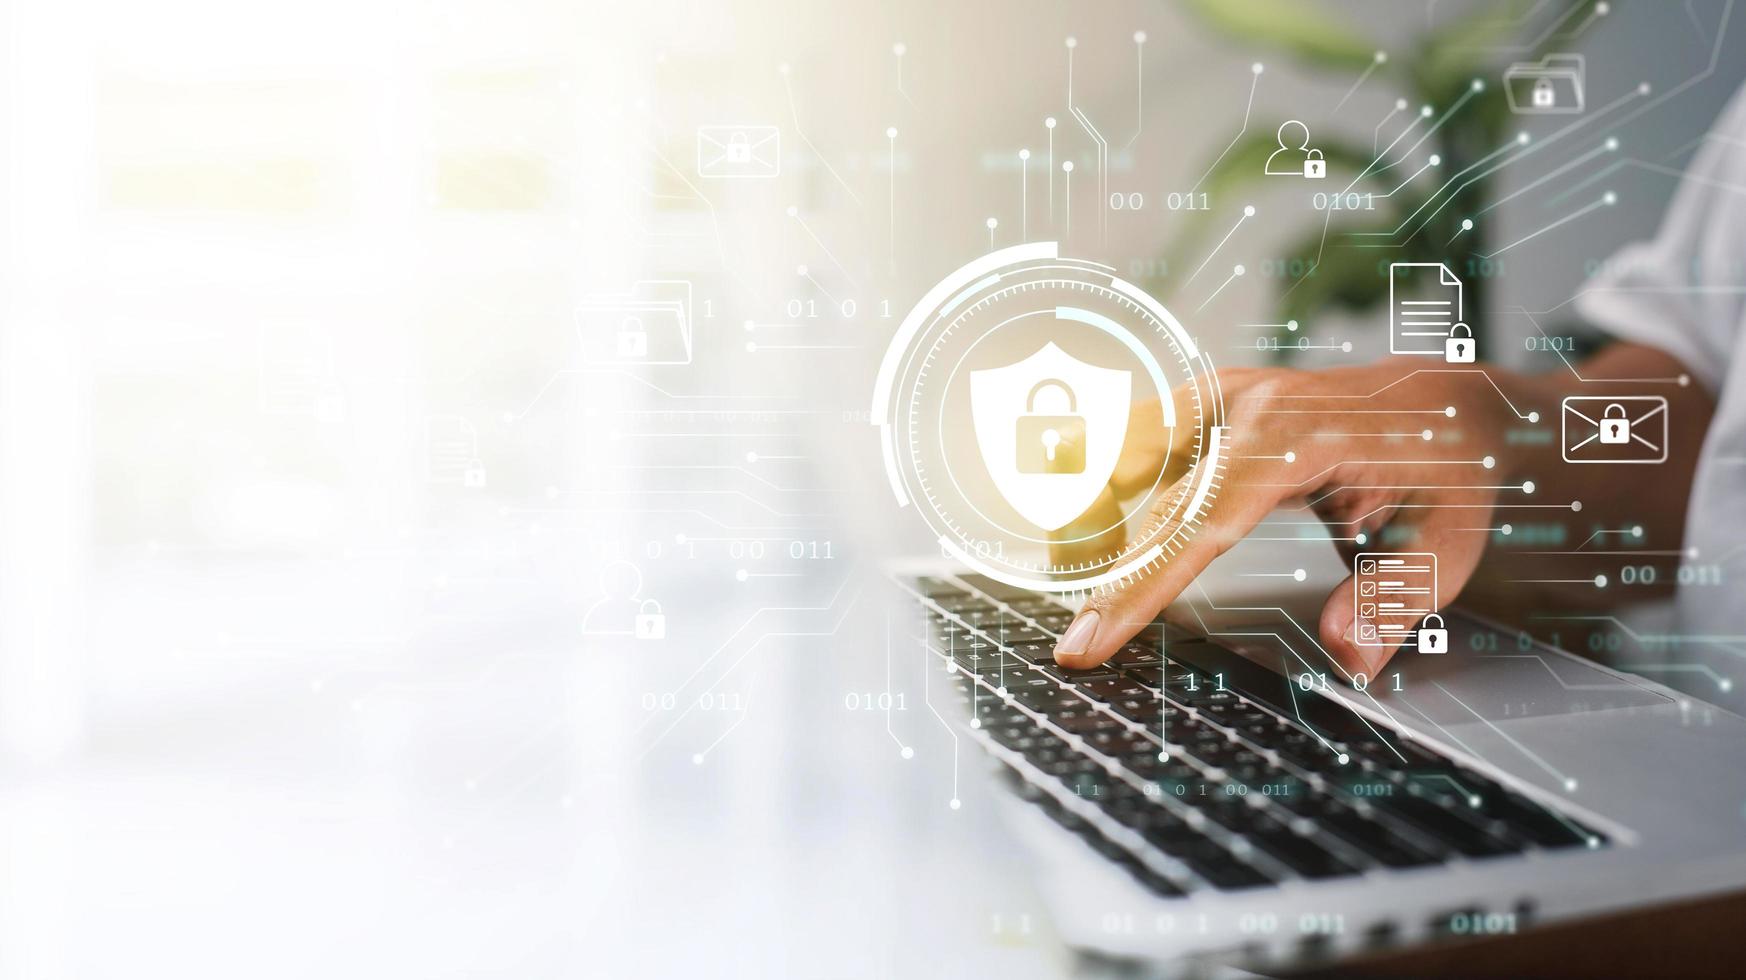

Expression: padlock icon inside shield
xmin=1015 ymin=379 xmax=1086 ymax=474
xmin=726 ymin=131 xmax=753 ymax=163
xmin=1417 ymin=613 xmax=1449 ymax=654
xmin=635 ymin=599 xmax=666 ymax=640
xmin=1532 ymin=77 xmax=1557 ymax=108
xmin=1600 ymin=403 xmax=1631 ymax=444
xmin=616 ymin=316 xmax=648 ymax=358
xmin=1444 ymin=322 xmax=1476 ymax=363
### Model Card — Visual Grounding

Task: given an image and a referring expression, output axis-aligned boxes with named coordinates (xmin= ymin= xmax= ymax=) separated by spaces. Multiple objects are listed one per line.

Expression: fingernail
xmin=1055 ymin=610 xmax=1100 ymax=657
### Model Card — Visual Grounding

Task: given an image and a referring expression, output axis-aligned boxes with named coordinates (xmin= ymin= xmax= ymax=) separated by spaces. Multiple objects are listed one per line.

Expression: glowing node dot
xmin=1687 ymin=546 xmax=1700 ymax=559
xmin=893 ymin=42 xmax=907 ymax=56
xmin=1631 ymin=525 xmax=1644 ymax=537
xmin=1063 ymin=161 xmax=1074 ymax=172
xmin=745 ymin=341 xmax=757 ymax=352
xmin=692 ymin=754 xmax=704 ymax=765
xmin=746 ymin=451 xmax=759 ymax=463
xmin=1284 ymin=451 xmax=1297 ymax=463
xmin=1045 ymin=116 xmax=1057 ymax=129
xmin=1678 ymin=373 xmax=1691 ymax=387
xmin=1252 ymin=62 xmax=1264 ymax=74
xmin=1461 ymin=218 xmax=1473 ymax=230
xmin=1603 ymin=191 xmax=1617 ymax=205
xmin=901 ymin=746 xmax=914 ymax=759
xmin=1375 ymin=51 xmax=1387 ymax=63
xmin=1528 ymin=411 xmax=1541 ymax=423
xmin=1720 ymin=679 xmax=1734 ymax=693
xmin=1638 ymin=82 xmax=1652 ymax=95
xmin=1483 ymin=455 xmax=1496 ymax=469
xmin=1287 ymin=319 xmax=1299 ymax=332
xmin=1233 ymin=264 xmax=1246 ymax=276
xmin=1244 ymin=205 xmax=1256 ymax=217
xmin=1469 ymin=796 xmax=1482 ymax=808
xmin=1341 ymin=342 xmax=1353 ymax=353
xmin=949 ymin=798 xmax=962 ymax=810
xmin=1597 ymin=1 xmax=1610 ymax=12
xmin=1429 ymin=154 xmax=1442 ymax=166
xmin=1501 ymin=523 xmax=1513 ymax=535
xmin=1522 ymin=480 xmax=1535 ymax=494
xmin=1157 ymin=751 xmax=1170 ymax=763
xmin=1355 ymin=532 xmax=1368 ymax=545
xmin=1395 ymin=98 xmax=1409 ymax=110
xmin=1019 ymin=148 xmax=1030 ymax=160
xmin=1134 ymin=30 xmax=1147 ymax=43
xmin=674 ymin=532 xmax=688 ymax=544
xmin=545 ymin=486 xmax=559 ymax=499
xmin=1421 ymin=429 xmax=1434 ymax=441
xmin=743 ymin=319 xmax=755 ymax=332
xmin=1470 ymin=78 xmax=1484 ymax=92
xmin=1065 ymin=36 xmax=1077 ymax=48
xmin=1594 ymin=574 xmax=1608 ymax=588
xmin=796 ymin=264 xmax=808 ymax=276
xmin=501 ymin=411 xmax=516 ymax=424
xmin=1446 ymin=406 xmax=1458 ymax=417
xmin=785 ymin=204 xmax=798 ymax=217
xmin=886 ymin=127 xmax=897 ymax=139
xmin=735 ymin=569 xmax=749 ymax=582
xmin=778 ymin=63 xmax=791 ymax=76
xmin=1337 ymin=753 xmax=1351 ymax=765
xmin=1564 ymin=779 xmax=1579 ymax=792
xmin=1293 ymin=568 xmax=1307 ymax=582
xmin=1587 ymin=836 xmax=1602 ymax=849
xmin=969 ymin=717 xmax=981 ymax=729
xmin=997 ymin=686 xmax=1008 ymax=697
xmin=1421 ymin=105 xmax=1434 ymax=117
xmin=986 ymin=217 xmax=998 ymax=229
xmin=1606 ymin=137 xmax=1619 ymax=150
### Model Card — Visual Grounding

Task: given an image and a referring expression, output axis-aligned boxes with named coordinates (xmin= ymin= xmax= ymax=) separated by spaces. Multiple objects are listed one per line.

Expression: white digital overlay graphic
xmin=871 ymin=242 xmax=1226 ymax=593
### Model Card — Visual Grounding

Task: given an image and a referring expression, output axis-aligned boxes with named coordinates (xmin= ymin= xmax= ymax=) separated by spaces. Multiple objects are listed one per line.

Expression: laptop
xmin=890 ymin=563 xmax=1746 ymax=973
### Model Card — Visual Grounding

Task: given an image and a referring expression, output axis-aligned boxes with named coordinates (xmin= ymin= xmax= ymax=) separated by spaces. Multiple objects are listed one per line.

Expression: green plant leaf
xmin=1178 ymin=0 xmax=1379 ymax=71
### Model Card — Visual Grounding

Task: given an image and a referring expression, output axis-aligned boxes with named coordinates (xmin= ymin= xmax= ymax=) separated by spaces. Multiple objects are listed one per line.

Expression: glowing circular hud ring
xmin=871 ymin=242 xmax=1227 ymax=592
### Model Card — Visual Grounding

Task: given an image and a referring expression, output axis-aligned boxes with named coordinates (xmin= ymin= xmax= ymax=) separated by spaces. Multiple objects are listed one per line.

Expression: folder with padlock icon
xmin=1504 ymin=54 xmax=1585 ymax=114
xmin=696 ymin=124 xmax=780 ymax=178
xmin=576 ymin=280 xmax=693 ymax=365
xmin=1014 ymin=379 xmax=1087 ymax=474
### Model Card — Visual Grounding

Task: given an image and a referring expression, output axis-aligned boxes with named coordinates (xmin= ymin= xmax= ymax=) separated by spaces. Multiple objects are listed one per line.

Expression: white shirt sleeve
xmin=1576 ymin=88 xmax=1746 ymax=394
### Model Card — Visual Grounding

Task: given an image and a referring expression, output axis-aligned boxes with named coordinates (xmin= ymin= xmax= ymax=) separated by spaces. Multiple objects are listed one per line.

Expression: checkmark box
xmin=1360 ymin=560 xmax=1377 ymax=575
xmin=1360 ymin=582 xmax=1377 ymax=597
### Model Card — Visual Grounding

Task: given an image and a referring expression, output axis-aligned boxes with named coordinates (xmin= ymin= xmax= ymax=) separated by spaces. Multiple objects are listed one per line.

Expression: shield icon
xmin=970 ymin=342 xmax=1132 ymax=532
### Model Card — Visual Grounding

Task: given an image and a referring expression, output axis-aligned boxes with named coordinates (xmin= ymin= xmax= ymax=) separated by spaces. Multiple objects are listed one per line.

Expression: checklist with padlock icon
xmin=1561 ymin=395 xmax=1669 ymax=463
xmin=1014 ymin=379 xmax=1087 ymax=474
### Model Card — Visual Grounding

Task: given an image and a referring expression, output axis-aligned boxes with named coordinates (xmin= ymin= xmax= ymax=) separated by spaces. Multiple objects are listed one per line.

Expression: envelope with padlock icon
xmin=1561 ymin=395 xmax=1668 ymax=464
xmin=575 ymin=279 xmax=693 ymax=365
xmin=696 ymin=124 xmax=781 ymax=178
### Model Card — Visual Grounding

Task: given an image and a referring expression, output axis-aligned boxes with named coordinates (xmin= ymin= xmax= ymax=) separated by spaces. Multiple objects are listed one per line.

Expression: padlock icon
xmin=1445 ymin=322 xmax=1476 ymax=363
xmin=1303 ymin=148 xmax=1326 ymax=178
xmin=726 ymin=131 xmax=752 ymax=163
xmin=463 ymin=459 xmax=486 ymax=488
xmin=635 ymin=599 xmax=666 ymax=640
xmin=1600 ymin=403 xmax=1631 ymax=444
xmin=1015 ymin=379 xmax=1086 ymax=474
xmin=1417 ymin=614 xmax=1449 ymax=654
xmin=616 ymin=316 xmax=648 ymax=358
xmin=1532 ymin=77 xmax=1557 ymax=108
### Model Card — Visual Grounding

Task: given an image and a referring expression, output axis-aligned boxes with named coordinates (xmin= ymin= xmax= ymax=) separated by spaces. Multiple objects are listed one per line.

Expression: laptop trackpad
xmin=1369 ymin=619 xmax=1671 ymax=724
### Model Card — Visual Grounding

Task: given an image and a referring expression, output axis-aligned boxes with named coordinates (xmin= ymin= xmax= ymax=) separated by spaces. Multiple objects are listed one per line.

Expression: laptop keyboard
xmin=904 ymin=573 xmax=1607 ymax=897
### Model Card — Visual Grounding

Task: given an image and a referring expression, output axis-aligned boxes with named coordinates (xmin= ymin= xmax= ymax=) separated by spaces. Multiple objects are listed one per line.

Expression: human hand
xmin=1049 ymin=359 xmax=1521 ymax=681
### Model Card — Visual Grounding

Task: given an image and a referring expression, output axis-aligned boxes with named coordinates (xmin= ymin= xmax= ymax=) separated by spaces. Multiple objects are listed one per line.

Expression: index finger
xmin=1051 ymin=468 xmax=1288 ymax=668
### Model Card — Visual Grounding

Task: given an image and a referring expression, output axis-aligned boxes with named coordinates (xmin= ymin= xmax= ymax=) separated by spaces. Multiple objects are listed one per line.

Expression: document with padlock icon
xmin=1503 ymin=54 xmax=1585 ymax=114
xmin=576 ymin=280 xmax=693 ymax=365
xmin=1561 ymin=395 xmax=1668 ymax=464
xmin=696 ymin=124 xmax=781 ymax=178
